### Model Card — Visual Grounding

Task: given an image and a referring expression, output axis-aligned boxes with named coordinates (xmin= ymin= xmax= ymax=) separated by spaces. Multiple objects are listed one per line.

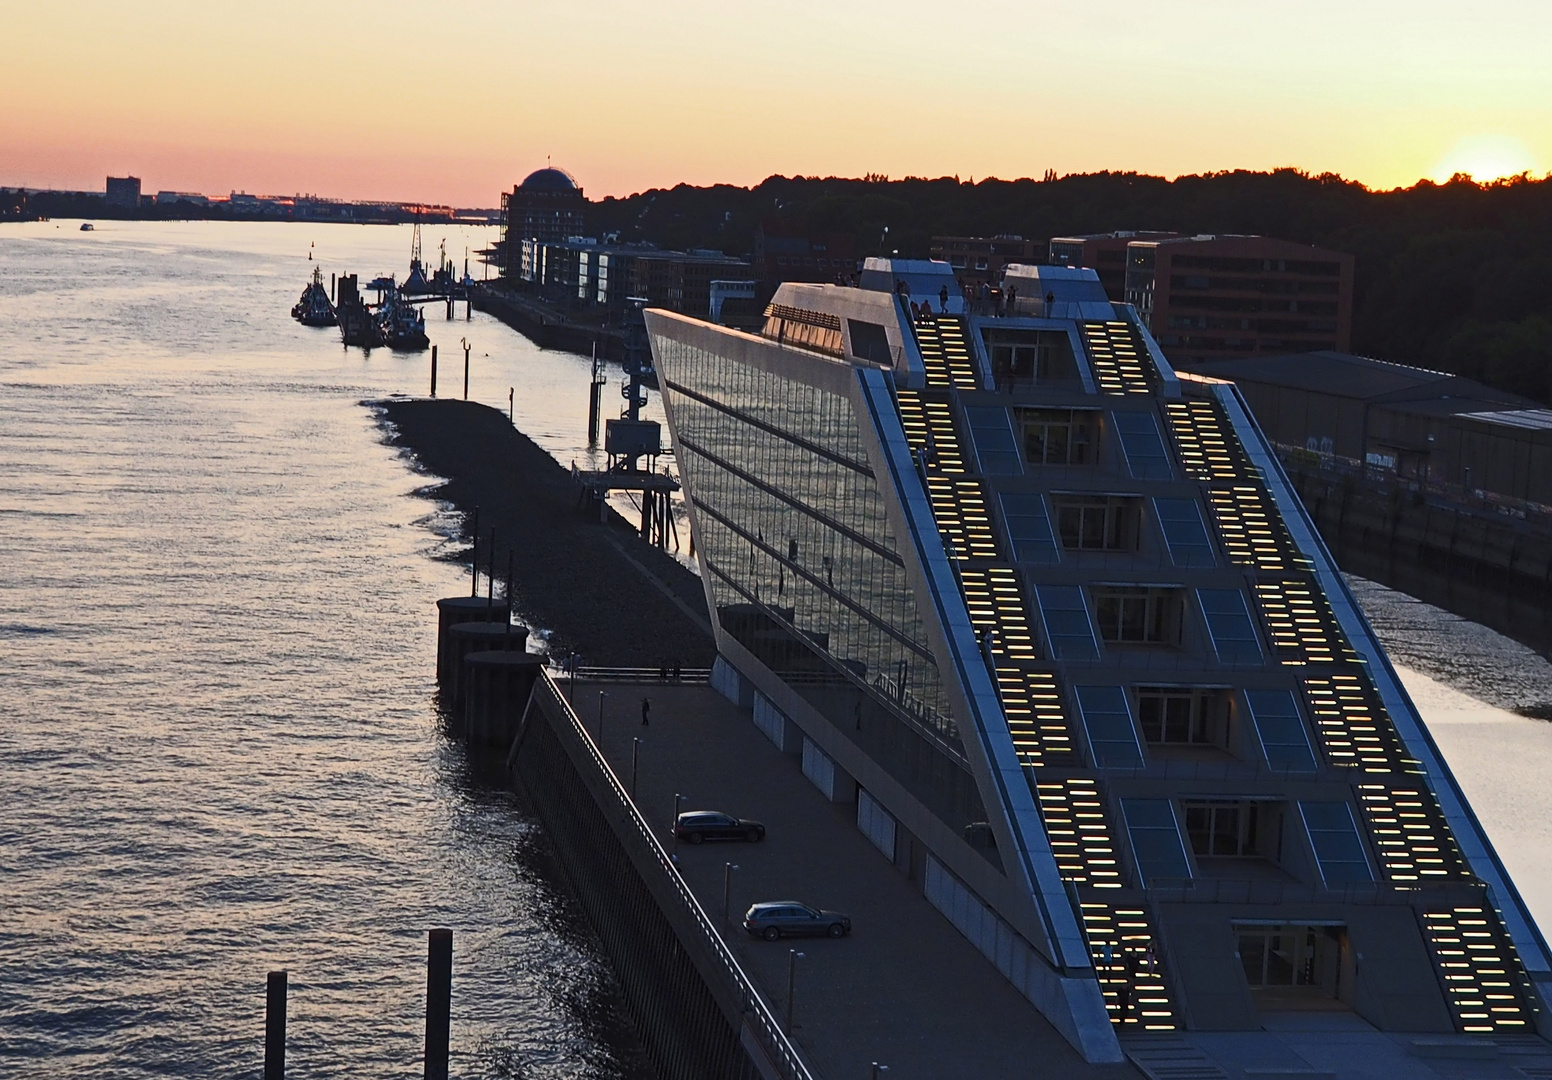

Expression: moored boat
xmin=291 ymin=266 xmax=337 ymax=327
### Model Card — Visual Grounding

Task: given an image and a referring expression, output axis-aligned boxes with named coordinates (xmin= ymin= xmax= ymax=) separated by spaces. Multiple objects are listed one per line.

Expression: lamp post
xmin=631 ymin=737 xmax=640 ymax=798
xmin=723 ymin=862 xmax=739 ymax=926
xmin=871 ymin=1064 xmax=889 ymax=1080
xmin=786 ymin=949 xmax=805 ymax=1031
xmin=673 ymin=792 xmax=685 ymax=852
xmin=596 ymin=691 xmax=608 ymax=743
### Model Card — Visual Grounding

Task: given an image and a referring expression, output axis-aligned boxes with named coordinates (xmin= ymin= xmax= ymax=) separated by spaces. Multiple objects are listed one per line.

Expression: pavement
xmin=564 ymin=678 xmax=1139 ymax=1080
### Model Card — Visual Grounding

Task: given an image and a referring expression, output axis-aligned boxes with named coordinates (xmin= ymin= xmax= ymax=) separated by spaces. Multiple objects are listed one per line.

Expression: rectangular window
xmin=1198 ymin=588 xmax=1263 ymax=664
xmin=1245 ymin=690 xmax=1317 ymax=772
xmin=1122 ymin=799 xmax=1192 ymax=885
xmin=999 ymin=492 xmax=1058 ymax=563
xmin=964 ymin=406 xmax=1023 ymax=475
xmin=1091 ymin=586 xmax=1183 ymax=645
xmin=1076 ymin=685 xmax=1144 ymax=768
xmin=1035 ymin=584 xmax=1099 ymax=661
xmin=1111 ymin=411 xmax=1172 ymax=480
xmin=1154 ymin=498 xmax=1216 ymax=568
xmin=1299 ymin=802 xmax=1372 ymax=884
xmin=1136 ymin=687 xmax=1227 ymax=746
xmin=1184 ymin=800 xmax=1262 ymax=857
xmin=1016 ymin=408 xmax=1096 ymax=465
xmin=1053 ymin=494 xmax=1141 ymax=552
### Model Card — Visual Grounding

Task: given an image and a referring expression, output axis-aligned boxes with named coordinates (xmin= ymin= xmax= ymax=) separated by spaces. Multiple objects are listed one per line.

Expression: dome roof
xmin=519 ymin=167 xmax=579 ymax=192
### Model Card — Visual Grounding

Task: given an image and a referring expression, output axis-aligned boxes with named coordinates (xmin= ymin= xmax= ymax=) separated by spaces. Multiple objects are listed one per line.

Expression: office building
xmin=754 ymin=219 xmax=859 ymax=298
xmin=646 ymin=259 xmax=1550 ymax=1068
xmin=1122 ymin=235 xmax=1355 ymax=362
xmin=1049 ymin=232 xmax=1184 ymax=300
xmin=515 ymin=236 xmax=748 ymax=319
xmin=931 ymin=235 xmax=1044 ymax=288
xmin=501 ymin=167 xmax=588 ymax=276
xmin=105 ymin=175 xmax=141 ymax=209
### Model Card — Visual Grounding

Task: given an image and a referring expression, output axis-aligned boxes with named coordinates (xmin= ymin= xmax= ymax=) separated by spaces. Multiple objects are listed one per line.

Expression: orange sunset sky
xmin=3 ymin=0 xmax=1548 ymax=205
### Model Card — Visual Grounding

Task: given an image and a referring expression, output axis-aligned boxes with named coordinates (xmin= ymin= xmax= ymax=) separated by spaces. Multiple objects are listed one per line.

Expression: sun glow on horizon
xmin=1431 ymin=136 xmax=1542 ymax=185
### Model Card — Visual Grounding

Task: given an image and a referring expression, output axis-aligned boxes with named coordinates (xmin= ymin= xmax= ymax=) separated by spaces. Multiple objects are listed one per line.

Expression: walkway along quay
xmin=470 ymin=283 xmax=628 ymax=360
xmin=434 ymin=611 xmax=1140 ymax=1079
xmin=376 ymin=397 xmax=712 ymax=668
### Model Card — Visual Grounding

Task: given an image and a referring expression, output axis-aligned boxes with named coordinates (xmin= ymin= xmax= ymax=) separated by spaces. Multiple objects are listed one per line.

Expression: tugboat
xmin=379 ymin=285 xmax=429 ymax=351
xmin=291 ymin=266 xmax=337 ymax=327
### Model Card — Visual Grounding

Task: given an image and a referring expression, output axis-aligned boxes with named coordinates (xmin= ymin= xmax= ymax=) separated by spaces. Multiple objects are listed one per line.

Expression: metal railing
xmin=1276 ymin=443 xmax=1552 ymax=526
xmin=553 ymin=663 xmax=712 ymax=684
xmin=530 ymin=674 xmax=817 ymax=1080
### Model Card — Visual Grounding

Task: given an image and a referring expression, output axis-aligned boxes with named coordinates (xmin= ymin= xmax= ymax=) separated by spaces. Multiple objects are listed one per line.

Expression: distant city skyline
xmin=2 ymin=0 xmax=1547 ymax=206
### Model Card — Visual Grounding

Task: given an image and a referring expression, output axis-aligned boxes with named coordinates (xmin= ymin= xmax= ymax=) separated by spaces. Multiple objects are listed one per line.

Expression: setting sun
xmin=1432 ymin=135 xmax=1542 ymax=183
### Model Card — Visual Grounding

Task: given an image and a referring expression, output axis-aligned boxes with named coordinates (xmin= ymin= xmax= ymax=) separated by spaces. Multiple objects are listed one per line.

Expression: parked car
xmin=743 ymin=901 xmax=852 ymax=940
xmin=675 ymin=810 xmax=766 ymax=844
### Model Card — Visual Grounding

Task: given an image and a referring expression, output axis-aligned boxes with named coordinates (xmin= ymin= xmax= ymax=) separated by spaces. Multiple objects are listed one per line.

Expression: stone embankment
xmin=376 ymin=397 xmax=713 ymax=668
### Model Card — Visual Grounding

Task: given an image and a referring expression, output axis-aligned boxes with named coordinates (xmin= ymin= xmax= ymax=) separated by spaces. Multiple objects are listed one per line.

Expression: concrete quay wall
xmin=1285 ymin=460 xmax=1552 ymax=654
xmin=507 ymin=673 xmax=810 ymax=1080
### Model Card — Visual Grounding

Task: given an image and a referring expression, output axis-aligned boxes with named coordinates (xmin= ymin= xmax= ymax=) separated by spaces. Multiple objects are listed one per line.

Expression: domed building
xmin=500 ymin=166 xmax=588 ymax=277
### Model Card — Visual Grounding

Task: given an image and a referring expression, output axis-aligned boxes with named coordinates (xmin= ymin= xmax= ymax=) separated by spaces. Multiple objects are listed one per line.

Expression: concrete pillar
xmin=443 ymin=623 xmax=528 ymax=710
xmin=435 ymin=596 xmax=506 ymax=682
xmin=461 ymin=651 xmax=547 ymax=746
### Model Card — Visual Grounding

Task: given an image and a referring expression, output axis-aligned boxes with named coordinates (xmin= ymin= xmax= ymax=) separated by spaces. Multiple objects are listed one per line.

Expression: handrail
xmin=529 ymin=673 xmax=818 ymax=1080
xmin=554 ymin=664 xmax=712 ymax=684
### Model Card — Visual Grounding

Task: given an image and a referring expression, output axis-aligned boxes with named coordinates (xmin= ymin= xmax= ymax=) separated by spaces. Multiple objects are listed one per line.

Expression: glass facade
xmin=654 ymin=337 xmax=958 ymax=734
xmin=655 ymin=332 xmax=992 ymax=835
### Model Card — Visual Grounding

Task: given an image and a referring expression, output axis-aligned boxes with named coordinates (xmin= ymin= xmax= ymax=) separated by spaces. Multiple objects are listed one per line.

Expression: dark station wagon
xmin=674 ymin=810 xmax=766 ymax=844
xmin=743 ymin=901 xmax=852 ymax=940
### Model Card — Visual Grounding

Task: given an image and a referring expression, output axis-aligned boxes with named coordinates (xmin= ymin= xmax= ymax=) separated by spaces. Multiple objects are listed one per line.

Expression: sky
xmin=2 ymin=0 xmax=1549 ymax=206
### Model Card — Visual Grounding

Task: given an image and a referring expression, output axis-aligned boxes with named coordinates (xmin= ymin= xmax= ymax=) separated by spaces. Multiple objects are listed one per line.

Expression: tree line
xmin=589 ymin=170 xmax=1552 ymax=404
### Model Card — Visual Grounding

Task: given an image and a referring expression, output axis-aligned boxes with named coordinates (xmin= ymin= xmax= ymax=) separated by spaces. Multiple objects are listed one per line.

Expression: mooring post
xmin=264 ymin=970 xmax=286 ymax=1080
xmin=504 ymin=550 xmax=514 ymax=642
xmin=486 ymin=528 xmax=496 ymax=608
xmin=508 ymin=386 xmax=514 ymax=424
xmin=430 ymin=344 xmax=438 ymax=397
xmin=424 ymin=929 xmax=453 ymax=1080
xmin=329 ymin=272 xmax=335 ymax=301
xmin=461 ymin=337 xmax=471 ymax=401
xmin=469 ymin=507 xmax=480 ymax=598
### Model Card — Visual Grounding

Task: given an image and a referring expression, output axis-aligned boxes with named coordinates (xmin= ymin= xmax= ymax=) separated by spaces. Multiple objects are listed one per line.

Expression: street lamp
xmin=673 ymin=792 xmax=685 ymax=852
xmin=631 ymin=737 xmax=640 ymax=798
xmin=786 ymin=949 xmax=805 ymax=1031
xmin=723 ymin=862 xmax=740 ymax=926
xmin=596 ymin=691 xmax=608 ymax=743
xmin=871 ymin=1064 xmax=889 ymax=1080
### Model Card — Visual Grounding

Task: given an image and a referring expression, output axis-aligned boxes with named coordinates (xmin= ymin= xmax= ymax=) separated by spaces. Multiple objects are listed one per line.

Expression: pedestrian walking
xmin=641 ymin=696 xmax=651 ymax=726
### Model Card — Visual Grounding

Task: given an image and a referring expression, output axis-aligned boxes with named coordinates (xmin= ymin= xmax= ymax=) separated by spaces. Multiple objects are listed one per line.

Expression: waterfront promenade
xmin=563 ymin=678 xmax=1139 ymax=1080
xmin=380 ymin=398 xmax=712 ymax=668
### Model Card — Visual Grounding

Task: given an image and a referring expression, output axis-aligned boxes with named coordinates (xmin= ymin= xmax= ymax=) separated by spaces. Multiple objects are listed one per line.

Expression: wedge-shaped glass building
xmin=646 ymin=259 xmax=1551 ymax=1063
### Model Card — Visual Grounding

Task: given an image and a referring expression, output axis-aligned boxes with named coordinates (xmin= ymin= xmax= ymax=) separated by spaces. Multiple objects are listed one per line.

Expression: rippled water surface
xmin=2 ymin=220 xmax=1550 ymax=1076
xmin=0 ymin=221 xmax=650 ymax=1077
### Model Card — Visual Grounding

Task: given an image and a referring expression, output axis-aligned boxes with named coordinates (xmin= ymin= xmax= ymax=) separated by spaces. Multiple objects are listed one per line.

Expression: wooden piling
xmin=424 ymin=929 xmax=452 ymax=1080
xmin=264 ymin=970 xmax=286 ymax=1080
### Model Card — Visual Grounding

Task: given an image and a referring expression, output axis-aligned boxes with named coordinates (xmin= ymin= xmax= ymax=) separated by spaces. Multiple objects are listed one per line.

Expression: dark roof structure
xmin=1188 ymin=350 xmax=1531 ymax=409
xmin=519 ymin=167 xmax=579 ymax=192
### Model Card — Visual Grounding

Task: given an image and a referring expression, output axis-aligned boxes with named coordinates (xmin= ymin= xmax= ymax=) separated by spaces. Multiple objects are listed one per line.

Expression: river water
xmin=0 ymin=221 xmax=1549 ymax=1075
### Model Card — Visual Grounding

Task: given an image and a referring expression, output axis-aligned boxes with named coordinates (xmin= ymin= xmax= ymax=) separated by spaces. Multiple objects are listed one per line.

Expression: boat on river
xmin=291 ymin=266 xmax=337 ymax=327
